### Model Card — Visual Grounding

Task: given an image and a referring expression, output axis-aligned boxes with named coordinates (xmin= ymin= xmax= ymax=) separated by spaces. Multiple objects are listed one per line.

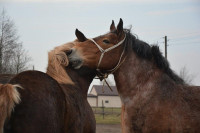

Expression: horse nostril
xmin=66 ymin=49 xmax=72 ymax=56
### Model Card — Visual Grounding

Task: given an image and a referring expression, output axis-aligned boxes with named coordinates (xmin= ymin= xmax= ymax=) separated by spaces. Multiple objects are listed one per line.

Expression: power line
xmin=170 ymin=35 xmax=200 ymax=43
xmin=168 ymin=31 xmax=200 ymax=40
xmin=170 ymin=41 xmax=200 ymax=46
xmin=152 ymin=33 xmax=200 ymax=48
xmin=164 ymin=36 xmax=168 ymax=59
xmin=167 ymin=33 xmax=200 ymax=46
xmin=152 ymin=37 xmax=164 ymax=44
xmin=152 ymin=34 xmax=199 ymax=59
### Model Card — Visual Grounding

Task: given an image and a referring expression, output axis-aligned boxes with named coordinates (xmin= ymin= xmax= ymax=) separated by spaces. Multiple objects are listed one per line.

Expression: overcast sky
xmin=1 ymin=0 xmax=200 ymax=86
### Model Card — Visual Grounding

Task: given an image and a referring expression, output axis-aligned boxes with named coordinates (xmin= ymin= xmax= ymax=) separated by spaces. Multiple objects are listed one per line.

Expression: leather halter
xmin=88 ymin=35 xmax=126 ymax=91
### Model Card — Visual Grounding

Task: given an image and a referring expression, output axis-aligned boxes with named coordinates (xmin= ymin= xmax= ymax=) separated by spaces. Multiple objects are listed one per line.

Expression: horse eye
xmin=103 ymin=39 xmax=110 ymax=44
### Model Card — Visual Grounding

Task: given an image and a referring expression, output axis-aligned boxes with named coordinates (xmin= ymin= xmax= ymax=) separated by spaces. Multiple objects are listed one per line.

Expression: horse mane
xmin=124 ymin=29 xmax=185 ymax=84
xmin=46 ymin=42 xmax=76 ymax=85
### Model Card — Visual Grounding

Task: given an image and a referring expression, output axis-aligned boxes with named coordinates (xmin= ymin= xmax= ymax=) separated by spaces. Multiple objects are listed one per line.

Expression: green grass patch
xmin=95 ymin=114 xmax=121 ymax=124
xmin=95 ymin=113 xmax=121 ymax=124
xmin=92 ymin=107 xmax=121 ymax=114
xmin=93 ymin=107 xmax=121 ymax=124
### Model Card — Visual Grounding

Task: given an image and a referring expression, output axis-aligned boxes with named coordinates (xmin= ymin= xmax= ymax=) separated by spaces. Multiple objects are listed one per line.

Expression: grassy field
xmin=95 ymin=114 xmax=121 ymax=124
xmin=93 ymin=107 xmax=121 ymax=124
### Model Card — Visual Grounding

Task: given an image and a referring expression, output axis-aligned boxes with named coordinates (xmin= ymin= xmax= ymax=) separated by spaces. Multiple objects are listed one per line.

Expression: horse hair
xmin=123 ymin=29 xmax=185 ymax=84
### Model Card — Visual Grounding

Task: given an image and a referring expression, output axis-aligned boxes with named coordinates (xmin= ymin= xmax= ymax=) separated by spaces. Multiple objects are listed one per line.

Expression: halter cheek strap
xmin=88 ymin=34 xmax=126 ymax=71
xmin=88 ymin=35 xmax=126 ymax=92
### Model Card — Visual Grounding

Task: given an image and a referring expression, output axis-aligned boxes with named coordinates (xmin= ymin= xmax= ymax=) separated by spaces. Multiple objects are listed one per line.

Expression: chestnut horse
xmin=68 ymin=19 xmax=200 ymax=133
xmin=1 ymin=42 xmax=96 ymax=133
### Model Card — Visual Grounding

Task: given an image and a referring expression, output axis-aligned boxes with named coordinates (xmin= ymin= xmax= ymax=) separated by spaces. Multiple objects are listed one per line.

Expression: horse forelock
xmin=46 ymin=42 xmax=76 ymax=85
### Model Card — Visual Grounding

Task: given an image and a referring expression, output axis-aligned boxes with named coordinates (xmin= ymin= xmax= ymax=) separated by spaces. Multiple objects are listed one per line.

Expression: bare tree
xmin=0 ymin=9 xmax=31 ymax=74
xmin=179 ymin=66 xmax=195 ymax=85
xmin=12 ymin=44 xmax=32 ymax=74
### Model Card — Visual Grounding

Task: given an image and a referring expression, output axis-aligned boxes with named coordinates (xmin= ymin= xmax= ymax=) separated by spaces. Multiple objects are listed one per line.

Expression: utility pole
xmin=164 ymin=36 xmax=167 ymax=59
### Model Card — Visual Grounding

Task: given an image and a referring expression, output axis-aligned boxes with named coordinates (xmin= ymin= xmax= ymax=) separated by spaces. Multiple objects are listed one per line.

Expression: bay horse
xmin=1 ymin=42 xmax=96 ymax=133
xmin=68 ymin=19 xmax=200 ymax=133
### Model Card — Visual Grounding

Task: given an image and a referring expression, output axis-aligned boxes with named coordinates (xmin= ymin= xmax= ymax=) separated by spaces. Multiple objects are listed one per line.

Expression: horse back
xmin=4 ymin=70 xmax=66 ymax=133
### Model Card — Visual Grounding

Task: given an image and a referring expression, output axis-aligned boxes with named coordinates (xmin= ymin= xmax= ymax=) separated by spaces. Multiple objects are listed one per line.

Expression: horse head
xmin=68 ymin=19 xmax=127 ymax=74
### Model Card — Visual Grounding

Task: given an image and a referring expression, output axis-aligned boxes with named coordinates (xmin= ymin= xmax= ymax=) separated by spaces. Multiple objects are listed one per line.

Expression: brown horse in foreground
xmin=68 ymin=19 xmax=200 ymax=133
xmin=1 ymin=42 xmax=96 ymax=133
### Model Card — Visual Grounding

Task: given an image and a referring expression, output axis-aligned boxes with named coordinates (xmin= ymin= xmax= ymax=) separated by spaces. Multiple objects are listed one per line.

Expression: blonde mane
xmin=46 ymin=42 xmax=76 ymax=85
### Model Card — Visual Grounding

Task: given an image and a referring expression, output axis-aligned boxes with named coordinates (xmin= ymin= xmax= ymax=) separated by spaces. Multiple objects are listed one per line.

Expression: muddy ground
xmin=96 ymin=124 xmax=121 ymax=133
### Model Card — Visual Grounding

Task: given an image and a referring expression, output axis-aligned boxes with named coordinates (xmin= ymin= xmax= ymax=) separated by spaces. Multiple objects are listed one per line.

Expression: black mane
xmin=124 ymin=29 xmax=184 ymax=84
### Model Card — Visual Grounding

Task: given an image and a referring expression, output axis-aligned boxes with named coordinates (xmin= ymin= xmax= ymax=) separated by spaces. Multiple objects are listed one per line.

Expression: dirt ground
xmin=96 ymin=124 xmax=121 ymax=133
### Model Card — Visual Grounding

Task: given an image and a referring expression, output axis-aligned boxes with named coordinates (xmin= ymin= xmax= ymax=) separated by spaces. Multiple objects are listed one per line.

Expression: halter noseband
xmin=88 ymin=35 xmax=126 ymax=79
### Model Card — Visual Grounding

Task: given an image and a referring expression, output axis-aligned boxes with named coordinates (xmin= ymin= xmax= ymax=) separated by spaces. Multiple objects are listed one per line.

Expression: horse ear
xmin=75 ymin=29 xmax=87 ymax=42
xmin=110 ymin=20 xmax=116 ymax=31
xmin=116 ymin=18 xmax=123 ymax=36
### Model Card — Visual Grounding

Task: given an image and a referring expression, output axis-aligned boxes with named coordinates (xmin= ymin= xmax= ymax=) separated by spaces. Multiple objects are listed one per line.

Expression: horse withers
xmin=67 ymin=19 xmax=200 ymax=133
xmin=1 ymin=42 xmax=96 ymax=133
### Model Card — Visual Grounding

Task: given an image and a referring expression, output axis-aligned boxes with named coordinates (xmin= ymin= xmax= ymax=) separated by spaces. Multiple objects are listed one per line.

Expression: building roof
xmin=91 ymin=85 xmax=119 ymax=96
xmin=87 ymin=94 xmax=97 ymax=97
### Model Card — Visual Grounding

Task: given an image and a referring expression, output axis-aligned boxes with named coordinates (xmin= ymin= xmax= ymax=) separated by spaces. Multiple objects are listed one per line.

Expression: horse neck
xmin=113 ymin=51 xmax=161 ymax=103
xmin=65 ymin=68 xmax=95 ymax=99
xmin=46 ymin=63 xmax=74 ymax=85
xmin=46 ymin=58 xmax=94 ymax=99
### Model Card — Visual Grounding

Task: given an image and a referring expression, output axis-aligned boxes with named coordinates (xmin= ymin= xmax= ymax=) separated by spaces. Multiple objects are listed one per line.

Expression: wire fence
xmin=92 ymin=107 xmax=121 ymax=115
xmin=92 ymin=107 xmax=121 ymax=123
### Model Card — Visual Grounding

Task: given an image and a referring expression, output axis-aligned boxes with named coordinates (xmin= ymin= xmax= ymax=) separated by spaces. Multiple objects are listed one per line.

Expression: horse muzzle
xmin=66 ymin=49 xmax=83 ymax=69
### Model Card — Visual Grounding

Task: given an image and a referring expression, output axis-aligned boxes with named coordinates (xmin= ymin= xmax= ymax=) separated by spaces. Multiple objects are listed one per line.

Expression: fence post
xmin=102 ymin=100 xmax=104 ymax=119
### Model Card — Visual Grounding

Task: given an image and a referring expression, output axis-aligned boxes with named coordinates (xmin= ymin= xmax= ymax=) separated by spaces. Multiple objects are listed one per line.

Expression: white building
xmin=87 ymin=85 xmax=121 ymax=108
